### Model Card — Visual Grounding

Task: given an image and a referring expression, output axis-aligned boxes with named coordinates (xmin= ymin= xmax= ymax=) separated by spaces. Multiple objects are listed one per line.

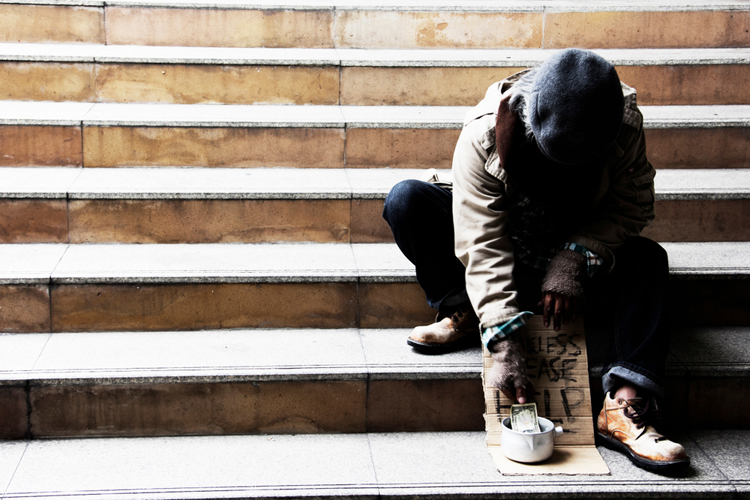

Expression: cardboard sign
xmin=483 ymin=316 xmax=609 ymax=475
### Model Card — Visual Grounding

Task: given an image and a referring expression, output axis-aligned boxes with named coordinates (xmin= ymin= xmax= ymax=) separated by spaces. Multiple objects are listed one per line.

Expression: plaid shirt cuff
xmin=562 ymin=242 xmax=603 ymax=278
xmin=482 ymin=311 xmax=534 ymax=350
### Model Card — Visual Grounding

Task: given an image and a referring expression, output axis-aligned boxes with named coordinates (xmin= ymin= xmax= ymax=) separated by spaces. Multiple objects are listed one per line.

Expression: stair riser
xmin=335 ymin=10 xmax=750 ymax=50
xmin=3 ymin=282 xmax=434 ymax=333
xmin=1 ymin=125 xmax=746 ymax=169
xmin=0 ymin=63 xmax=95 ymax=103
xmin=0 ymin=279 xmax=746 ymax=334
xmin=0 ymin=386 xmax=27 ymax=440
xmin=0 ymin=285 xmax=51 ymax=333
xmin=0 ymin=63 xmax=339 ymax=105
xmin=669 ymin=280 xmax=750 ymax=327
xmin=538 ymin=10 xmax=750 ymax=50
xmin=0 ymin=198 xmax=746 ymax=244
xmin=647 ymin=128 xmax=750 ymax=170
xmin=4 ymin=4 xmax=749 ymax=49
xmin=83 ymin=127 xmax=345 ymax=168
xmin=0 ymin=4 xmax=104 ymax=45
xmin=642 ymin=200 xmax=750 ymax=243
xmin=683 ymin=378 xmax=750 ymax=428
xmin=0 ymin=126 xmax=82 ymax=167
xmin=3 ymin=62 xmax=749 ymax=106
xmin=67 ymin=199 xmax=354 ymax=244
xmin=48 ymin=283 xmax=434 ymax=332
xmin=0 ymin=200 xmax=69 ymax=243
xmin=341 ymin=65 xmax=750 ymax=107
xmin=106 ymin=7 xmax=334 ymax=49
xmin=350 ymin=128 xmax=750 ymax=170
xmin=50 ymin=283 xmax=364 ymax=333
xmin=1 ymin=373 xmax=745 ymax=440
xmin=94 ymin=64 xmax=339 ymax=106
xmin=0 ymin=379 xmax=485 ymax=439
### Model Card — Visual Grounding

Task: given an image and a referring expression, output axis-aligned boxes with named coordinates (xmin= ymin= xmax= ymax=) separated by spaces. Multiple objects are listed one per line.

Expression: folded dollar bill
xmin=510 ymin=402 xmax=541 ymax=433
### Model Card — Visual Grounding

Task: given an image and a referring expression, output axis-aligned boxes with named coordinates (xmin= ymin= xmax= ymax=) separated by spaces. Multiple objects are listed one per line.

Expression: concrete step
xmin=0 ymin=328 xmax=483 ymax=438
xmin=0 ymin=167 xmax=748 ymax=244
xmin=1 ymin=101 xmax=748 ymax=169
xmin=0 ymin=431 xmax=747 ymax=499
xmin=2 ymin=43 xmax=750 ymax=105
xmin=0 ymin=325 xmax=747 ymax=438
xmin=2 ymin=0 xmax=749 ymax=49
xmin=0 ymin=242 xmax=747 ymax=333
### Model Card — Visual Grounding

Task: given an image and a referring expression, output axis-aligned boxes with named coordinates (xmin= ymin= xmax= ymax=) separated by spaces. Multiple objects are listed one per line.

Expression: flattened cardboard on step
xmin=488 ymin=445 xmax=610 ymax=475
xmin=483 ymin=316 xmax=610 ymax=475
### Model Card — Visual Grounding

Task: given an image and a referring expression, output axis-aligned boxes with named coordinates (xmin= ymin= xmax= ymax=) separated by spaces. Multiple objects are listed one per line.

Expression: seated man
xmin=383 ymin=49 xmax=689 ymax=472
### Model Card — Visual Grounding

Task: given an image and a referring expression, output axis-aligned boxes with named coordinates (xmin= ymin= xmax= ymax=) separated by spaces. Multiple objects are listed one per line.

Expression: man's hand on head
xmin=541 ymin=292 xmax=576 ymax=331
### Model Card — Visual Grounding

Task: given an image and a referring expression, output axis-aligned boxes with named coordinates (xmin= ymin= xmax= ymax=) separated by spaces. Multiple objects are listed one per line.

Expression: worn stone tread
xmin=0 ymin=328 xmax=479 ymax=384
xmin=0 ymin=167 xmax=747 ymax=200
xmin=0 ymin=241 xmax=746 ymax=285
xmin=1 ymin=100 xmax=749 ymax=128
xmin=2 ymin=42 xmax=750 ymax=65
xmin=0 ymin=326 xmax=746 ymax=385
xmin=0 ymin=430 xmax=746 ymax=499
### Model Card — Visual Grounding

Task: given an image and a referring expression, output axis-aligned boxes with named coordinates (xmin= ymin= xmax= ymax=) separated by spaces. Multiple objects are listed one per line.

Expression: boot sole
xmin=407 ymin=334 xmax=478 ymax=355
xmin=595 ymin=430 xmax=690 ymax=474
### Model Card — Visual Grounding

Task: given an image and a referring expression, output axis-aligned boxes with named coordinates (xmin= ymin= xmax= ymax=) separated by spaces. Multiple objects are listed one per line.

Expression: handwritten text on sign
xmin=483 ymin=317 xmax=595 ymax=446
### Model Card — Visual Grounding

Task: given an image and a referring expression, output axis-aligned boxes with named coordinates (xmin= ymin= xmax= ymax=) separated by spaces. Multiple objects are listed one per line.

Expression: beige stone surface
xmin=0 ymin=4 xmax=104 ymax=44
xmin=341 ymin=67 xmax=524 ymax=106
xmin=0 ymin=126 xmax=82 ymax=167
xmin=367 ymin=379 xmax=484 ymax=432
xmin=0 ymin=200 xmax=69 ymax=243
xmin=106 ymin=7 xmax=334 ymax=48
xmin=617 ymin=65 xmax=750 ymax=105
xmin=51 ymin=283 xmax=358 ymax=332
xmin=69 ymin=199 xmax=351 ymax=243
xmin=30 ymin=380 xmax=366 ymax=437
xmin=351 ymin=199 xmax=392 ymax=244
xmin=342 ymin=64 xmax=750 ymax=107
xmin=82 ymin=127 xmax=345 ymax=167
xmin=0 ymin=386 xmax=28 ymax=439
xmin=0 ymin=63 xmax=95 ymax=102
xmin=646 ymin=128 xmax=750 ymax=169
xmin=545 ymin=11 xmax=750 ymax=49
xmin=645 ymin=200 xmax=750 ymax=242
xmin=345 ymin=128 xmax=460 ymax=169
xmin=357 ymin=283 xmax=434 ymax=328
xmin=0 ymin=285 xmax=51 ymax=333
xmin=95 ymin=64 xmax=339 ymax=105
xmin=335 ymin=11 xmax=542 ymax=49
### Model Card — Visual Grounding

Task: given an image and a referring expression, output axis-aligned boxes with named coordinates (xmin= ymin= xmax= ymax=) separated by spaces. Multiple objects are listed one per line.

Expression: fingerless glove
xmin=541 ymin=249 xmax=586 ymax=298
xmin=487 ymin=333 xmax=532 ymax=395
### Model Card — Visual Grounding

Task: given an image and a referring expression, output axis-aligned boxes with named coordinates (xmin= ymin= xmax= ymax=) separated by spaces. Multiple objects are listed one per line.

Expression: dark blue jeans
xmin=383 ymin=179 xmax=670 ymax=397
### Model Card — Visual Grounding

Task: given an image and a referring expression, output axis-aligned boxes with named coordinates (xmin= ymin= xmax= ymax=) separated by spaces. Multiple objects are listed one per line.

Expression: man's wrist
xmin=482 ymin=311 xmax=533 ymax=351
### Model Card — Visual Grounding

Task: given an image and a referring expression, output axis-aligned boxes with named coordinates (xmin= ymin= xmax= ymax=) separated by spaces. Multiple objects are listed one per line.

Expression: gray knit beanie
xmin=529 ymin=49 xmax=624 ymax=165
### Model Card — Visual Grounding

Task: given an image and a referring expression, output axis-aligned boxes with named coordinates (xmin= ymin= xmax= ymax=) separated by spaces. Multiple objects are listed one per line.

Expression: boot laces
xmin=620 ymin=397 xmax=664 ymax=436
xmin=450 ymin=307 xmax=477 ymax=333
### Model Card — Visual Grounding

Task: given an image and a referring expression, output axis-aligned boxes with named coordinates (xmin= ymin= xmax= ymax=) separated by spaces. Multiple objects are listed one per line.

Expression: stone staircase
xmin=0 ymin=0 xmax=749 ymax=498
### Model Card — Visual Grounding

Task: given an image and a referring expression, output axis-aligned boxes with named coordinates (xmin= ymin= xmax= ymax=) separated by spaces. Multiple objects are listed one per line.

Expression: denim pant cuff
xmin=440 ymin=290 xmax=469 ymax=311
xmin=602 ymin=364 xmax=664 ymax=399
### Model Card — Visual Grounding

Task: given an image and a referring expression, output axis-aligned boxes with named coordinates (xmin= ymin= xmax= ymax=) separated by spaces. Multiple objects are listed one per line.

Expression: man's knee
xmin=621 ymin=237 xmax=668 ymax=274
xmin=383 ymin=179 xmax=433 ymax=225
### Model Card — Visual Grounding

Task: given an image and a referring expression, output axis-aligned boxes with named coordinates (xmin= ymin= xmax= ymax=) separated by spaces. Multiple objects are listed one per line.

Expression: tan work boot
xmin=407 ymin=306 xmax=480 ymax=354
xmin=596 ymin=392 xmax=689 ymax=473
